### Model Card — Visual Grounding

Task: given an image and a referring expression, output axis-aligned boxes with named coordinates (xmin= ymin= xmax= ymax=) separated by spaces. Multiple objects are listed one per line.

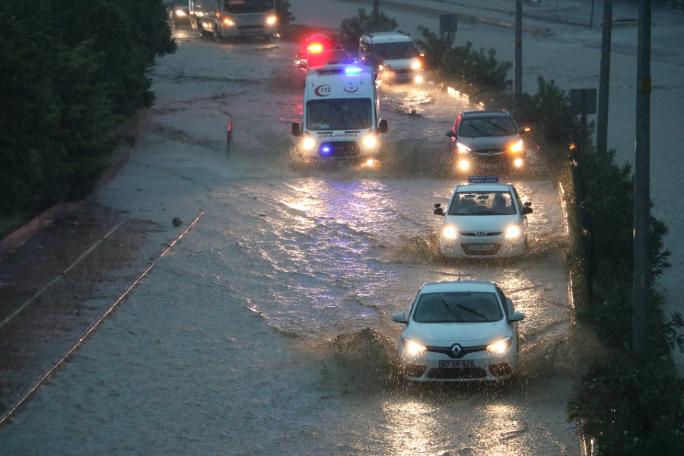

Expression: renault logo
xmin=451 ymin=343 xmax=462 ymax=357
xmin=476 ymin=231 xmax=486 ymax=237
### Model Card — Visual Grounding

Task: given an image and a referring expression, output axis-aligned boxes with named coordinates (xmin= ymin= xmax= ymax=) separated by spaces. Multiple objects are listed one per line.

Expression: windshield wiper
xmin=455 ymin=304 xmax=490 ymax=321
xmin=484 ymin=120 xmax=514 ymax=135
xmin=440 ymin=299 xmax=464 ymax=322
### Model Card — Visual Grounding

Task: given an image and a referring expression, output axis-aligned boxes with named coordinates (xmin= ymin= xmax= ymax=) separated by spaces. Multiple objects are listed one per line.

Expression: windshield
xmin=413 ymin=292 xmax=503 ymax=323
xmin=306 ymin=99 xmax=371 ymax=131
xmin=369 ymin=42 xmax=418 ymax=59
xmin=224 ymin=0 xmax=272 ymax=13
xmin=459 ymin=116 xmax=516 ymax=137
xmin=448 ymin=191 xmax=516 ymax=216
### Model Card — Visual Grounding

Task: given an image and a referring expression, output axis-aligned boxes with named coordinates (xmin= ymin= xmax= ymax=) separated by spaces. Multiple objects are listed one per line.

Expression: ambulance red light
xmin=307 ymin=43 xmax=324 ymax=54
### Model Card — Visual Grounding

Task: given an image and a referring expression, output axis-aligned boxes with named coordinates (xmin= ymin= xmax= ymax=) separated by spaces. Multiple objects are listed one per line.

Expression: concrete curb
xmin=336 ymin=0 xmax=553 ymax=36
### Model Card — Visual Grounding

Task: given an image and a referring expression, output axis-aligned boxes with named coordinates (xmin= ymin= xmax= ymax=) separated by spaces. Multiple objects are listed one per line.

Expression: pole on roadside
xmin=596 ymin=0 xmax=613 ymax=154
xmin=633 ymin=0 xmax=651 ymax=356
xmin=373 ymin=0 xmax=379 ymax=20
xmin=590 ymin=0 xmax=596 ymax=28
xmin=515 ymin=0 xmax=523 ymax=101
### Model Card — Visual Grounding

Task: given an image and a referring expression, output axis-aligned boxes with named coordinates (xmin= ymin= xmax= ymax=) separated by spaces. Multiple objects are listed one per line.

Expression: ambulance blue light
xmin=320 ymin=145 xmax=332 ymax=156
xmin=344 ymin=66 xmax=363 ymax=76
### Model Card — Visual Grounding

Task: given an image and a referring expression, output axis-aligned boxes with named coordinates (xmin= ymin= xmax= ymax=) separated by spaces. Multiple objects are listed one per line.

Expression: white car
xmin=392 ymin=280 xmax=525 ymax=382
xmin=433 ymin=178 xmax=532 ymax=258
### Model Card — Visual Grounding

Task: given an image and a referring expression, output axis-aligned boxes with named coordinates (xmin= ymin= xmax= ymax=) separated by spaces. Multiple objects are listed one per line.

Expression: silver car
xmin=446 ymin=111 xmax=531 ymax=173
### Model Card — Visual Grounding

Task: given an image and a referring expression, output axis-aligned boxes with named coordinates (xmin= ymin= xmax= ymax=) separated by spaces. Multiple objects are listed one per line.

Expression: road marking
xmin=0 ymin=209 xmax=205 ymax=428
xmin=0 ymin=220 xmax=125 ymax=331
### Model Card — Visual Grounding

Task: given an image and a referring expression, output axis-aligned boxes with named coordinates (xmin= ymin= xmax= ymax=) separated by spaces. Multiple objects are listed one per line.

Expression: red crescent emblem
xmin=314 ymin=84 xmax=331 ymax=97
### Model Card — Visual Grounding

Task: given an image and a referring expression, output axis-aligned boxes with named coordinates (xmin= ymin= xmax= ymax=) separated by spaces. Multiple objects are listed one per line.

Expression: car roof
xmin=419 ymin=280 xmax=498 ymax=294
xmin=361 ymin=32 xmax=413 ymax=44
xmin=454 ymin=183 xmax=512 ymax=193
xmin=460 ymin=110 xmax=511 ymax=119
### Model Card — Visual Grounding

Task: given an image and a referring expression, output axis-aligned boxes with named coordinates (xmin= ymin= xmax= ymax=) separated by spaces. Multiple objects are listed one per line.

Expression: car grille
xmin=427 ymin=367 xmax=488 ymax=380
xmin=426 ymin=345 xmax=487 ymax=359
xmin=461 ymin=243 xmax=501 ymax=255
xmin=460 ymin=231 xmax=502 ymax=237
xmin=319 ymin=141 xmax=360 ymax=158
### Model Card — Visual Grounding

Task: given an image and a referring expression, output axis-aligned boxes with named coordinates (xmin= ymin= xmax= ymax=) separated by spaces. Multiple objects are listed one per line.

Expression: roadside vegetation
xmin=342 ymin=9 xmax=684 ymax=454
xmin=0 ymin=0 xmax=175 ymax=224
xmin=338 ymin=8 xmax=398 ymax=52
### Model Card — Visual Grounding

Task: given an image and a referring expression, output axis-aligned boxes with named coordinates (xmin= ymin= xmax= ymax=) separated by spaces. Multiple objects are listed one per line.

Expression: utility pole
xmin=590 ymin=0 xmax=596 ymax=28
xmin=633 ymin=0 xmax=651 ymax=356
xmin=596 ymin=0 xmax=613 ymax=154
xmin=515 ymin=0 xmax=522 ymax=101
xmin=373 ymin=0 xmax=379 ymax=20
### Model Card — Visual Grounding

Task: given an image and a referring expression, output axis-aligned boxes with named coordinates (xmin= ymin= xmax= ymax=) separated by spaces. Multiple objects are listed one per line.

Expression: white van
xmin=359 ymin=31 xmax=424 ymax=84
xmin=291 ymin=64 xmax=388 ymax=161
xmin=189 ymin=0 xmax=278 ymax=39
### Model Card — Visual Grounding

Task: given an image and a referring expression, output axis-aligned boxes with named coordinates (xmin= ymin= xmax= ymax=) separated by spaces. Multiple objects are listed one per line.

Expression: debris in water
xmin=172 ymin=217 xmax=183 ymax=227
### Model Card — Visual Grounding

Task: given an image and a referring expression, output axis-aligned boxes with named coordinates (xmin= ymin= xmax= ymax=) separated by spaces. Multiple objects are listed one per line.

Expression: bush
xmin=416 ymin=26 xmax=511 ymax=89
xmin=0 ymin=0 xmax=175 ymax=217
xmin=513 ymin=77 xmax=575 ymax=144
xmin=338 ymin=8 xmax=397 ymax=52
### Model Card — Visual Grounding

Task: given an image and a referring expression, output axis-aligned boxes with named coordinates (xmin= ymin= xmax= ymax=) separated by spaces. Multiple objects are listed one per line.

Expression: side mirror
xmin=378 ymin=119 xmax=388 ymax=134
xmin=392 ymin=312 xmax=408 ymax=324
xmin=521 ymin=206 xmax=533 ymax=215
xmin=434 ymin=207 xmax=445 ymax=216
xmin=446 ymin=130 xmax=456 ymax=138
xmin=520 ymin=127 xmax=532 ymax=134
xmin=291 ymin=122 xmax=301 ymax=137
xmin=509 ymin=311 xmax=525 ymax=322
xmin=524 ymin=201 xmax=532 ymax=207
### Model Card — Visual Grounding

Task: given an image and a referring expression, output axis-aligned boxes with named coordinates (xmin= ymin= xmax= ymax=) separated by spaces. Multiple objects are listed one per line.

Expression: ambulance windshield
xmin=306 ymin=99 xmax=371 ymax=131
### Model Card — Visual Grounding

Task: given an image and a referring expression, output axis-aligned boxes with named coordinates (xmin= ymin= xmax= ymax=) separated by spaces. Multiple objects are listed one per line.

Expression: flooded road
xmin=0 ymin=33 xmax=578 ymax=455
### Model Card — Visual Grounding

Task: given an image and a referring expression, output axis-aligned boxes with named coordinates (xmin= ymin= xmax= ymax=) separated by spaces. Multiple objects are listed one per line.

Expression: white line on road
xmin=0 ymin=209 xmax=205 ymax=428
xmin=0 ymin=220 xmax=126 ymax=331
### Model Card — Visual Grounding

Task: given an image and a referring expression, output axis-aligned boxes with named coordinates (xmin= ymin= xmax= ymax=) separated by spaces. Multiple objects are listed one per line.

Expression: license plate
xmin=468 ymin=244 xmax=496 ymax=252
xmin=438 ymin=360 xmax=475 ymax=368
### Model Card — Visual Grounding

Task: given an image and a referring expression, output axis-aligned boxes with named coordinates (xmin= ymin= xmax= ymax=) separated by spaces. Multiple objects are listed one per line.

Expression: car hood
xmin=404 ymin=320 xmax=510 ymax=346
xmin=459 ymin=134 xmax=519 ymax=152
xmin=444 ymin=214 xmax=520 ymax=233
xmin=382 ymin=58 xmax=413 ymax=70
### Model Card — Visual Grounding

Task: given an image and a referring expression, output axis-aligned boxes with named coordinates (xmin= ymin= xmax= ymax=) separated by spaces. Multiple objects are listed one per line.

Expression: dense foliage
xmin=0 ymin=0 xmax=175 ymax=217
xmin=338 ymin=8 xmax=398 ymax=52
xmin=416 ymin=27 xmax=511 ymax=89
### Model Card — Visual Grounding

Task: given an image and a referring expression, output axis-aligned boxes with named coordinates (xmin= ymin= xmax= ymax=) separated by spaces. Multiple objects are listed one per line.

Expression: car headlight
xmin=361 ymin=133 xmax=378 ymax=150
xmin=404 ymin=339 xmax=426 ymax=356
xmin=441 ymin=224 xmax=458 ymax=240
xmin=301 ymin=136 xmax=316 ymax=151
xmin=457 ymin=159 xmax=470 ymax=172
xmin=175 ymin=9 xmax=186 ymax=17
xmin=504 ymin=224 xmax=522 ymax=239
xmin=413 ymin=74 xmax=424 ymax=85
xmin=266 ymin=14 xmax=277 ymax=26
xmin=456 ymin=142 xmax=471 ymax=154
xmin=509 ymin=139 xmax=524 ymax=153
xmin=223 ymin=17 xmax=235 ymax=27
xmin=410 ymin=58 xmax=422 ymax=70
xmin=196 ymin=11 xmax=205 ymax=17
xmin=513 ymin=157 xmax=524 ymax=168
xmin=486 ymin=337 xmax=512 ymax=354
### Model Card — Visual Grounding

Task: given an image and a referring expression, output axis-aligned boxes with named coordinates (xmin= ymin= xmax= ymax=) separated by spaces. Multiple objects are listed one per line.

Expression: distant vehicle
xmin=167 ymin=0 xmax=191 ymax=28
xmin=294 ymin=34 xmax=351 ymax=71
xmin=359 ymin=31 xmax=424 ymax=84
xmin=447 ymin=110 xmax=532 ymax=173
xmin=189 ymin=0 xmax=278 ymax=39
xmin=291 ymin=63 xmax=388 ymax=163
xmin=392 ymin=280 xmax=525 ymax=382
xmin=433 ymin=177 xmax=532 ymax=258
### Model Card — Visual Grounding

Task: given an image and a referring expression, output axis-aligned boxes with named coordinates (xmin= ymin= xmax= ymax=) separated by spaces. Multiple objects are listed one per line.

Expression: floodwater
xmin=0 ymin=33 xmax=579 ymax=455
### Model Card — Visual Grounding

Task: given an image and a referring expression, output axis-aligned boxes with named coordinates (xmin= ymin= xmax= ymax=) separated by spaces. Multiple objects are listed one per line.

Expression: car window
xmin=412 ymin=292 xmax=503 ymax=323
xmin=448 ymin=191 xmax=516 ymax=216
xmin=510 ymin=186 xmax=523 ymax=211
xmin=459 ymin=116 xmax=516 ymax=137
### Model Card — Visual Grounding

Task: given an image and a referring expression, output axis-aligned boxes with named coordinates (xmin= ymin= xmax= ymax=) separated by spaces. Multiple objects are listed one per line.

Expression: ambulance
xmin=291 ymin=64 xmax=388 ymax=162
